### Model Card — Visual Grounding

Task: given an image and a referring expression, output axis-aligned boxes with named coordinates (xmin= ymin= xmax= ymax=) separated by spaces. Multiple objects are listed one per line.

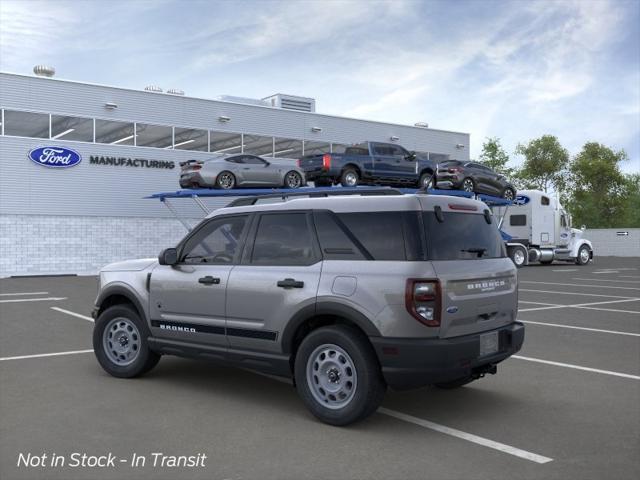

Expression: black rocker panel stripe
xmin=151 ymin=320 xmax=277 ymax=341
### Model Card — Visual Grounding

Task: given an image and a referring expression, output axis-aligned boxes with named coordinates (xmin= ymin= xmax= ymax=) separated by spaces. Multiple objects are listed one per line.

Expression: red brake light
xmin=405 ymin=279 xmax=441 ymax=327
xmin=297 ymin=159 xmax=301 ymax=167
xmin=448 ymin=167 xmax=461 ymax=173
xmin=322 ymin=154 xmax=332 ymax=170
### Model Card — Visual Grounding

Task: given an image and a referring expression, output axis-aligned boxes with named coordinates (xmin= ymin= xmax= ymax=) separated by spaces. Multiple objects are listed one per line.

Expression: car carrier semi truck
xmin=492 ymin=190 xmax=594 ymax=267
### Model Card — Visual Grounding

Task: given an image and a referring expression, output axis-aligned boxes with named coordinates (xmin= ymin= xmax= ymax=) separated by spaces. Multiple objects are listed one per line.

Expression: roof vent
xmin=33 ymin=65 xmax=55 ymax=77
xmin=414 ymin=122 xmax=429 ymax=128
xmin=144 ymin=85 xmax=163 ymax=93
xmin=262 ymin=94 xmax=316 ymax=113
xmin=167 ymin=88 xmax=185 ymax=96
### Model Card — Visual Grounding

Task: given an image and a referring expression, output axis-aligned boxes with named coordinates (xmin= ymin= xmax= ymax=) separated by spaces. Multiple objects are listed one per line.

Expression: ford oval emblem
xmin=514 ymin=195 xmax=530 ymax=205
xmin=28 ymin=146 xmax=82 ymax=168
xmin=446 ymin=306 xmax=459 ymax=314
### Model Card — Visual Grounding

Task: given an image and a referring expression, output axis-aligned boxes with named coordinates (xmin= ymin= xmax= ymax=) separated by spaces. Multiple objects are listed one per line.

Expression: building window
xmin=135 ymin=123 xmax=173 ymax=148
xmin=173 ymin=127 xmax=208 ymax=151
xmin=3 ymin=110 xmax=49 ymax=138
xmin=244 ymin=134 xmax=274 ymax=156
xmin=303 ymin=141 xmax=330 ymax=156
xmin=210 ymin=131 xmax=242 ymax=154
xmin=273 ymin=137 xmax=303 ymax=159
xmin=51 ymin=114 xmax=93 ymax=142
xmin=95 ymin=119 xmax=135 ymax=145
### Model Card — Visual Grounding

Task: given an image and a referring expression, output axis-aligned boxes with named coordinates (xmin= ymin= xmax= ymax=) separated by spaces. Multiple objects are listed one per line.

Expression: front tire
xmin=294 ymin=325 xmax=386 ymax=426
xmin=284 ymin=170 xmax=303 ymax=189
xmin=461 ymin=177 xmax=475 ymax=193
xmin=508 ymin=245 xmax=527 ymax=268
xmin=93 ymin=305 xmax=160 ymax=378
xmin=216 ymin=171 xmax=236 ymax=189
xmin=576 ymin=245 xmax=591 ymax=265
xmin=340 ymin=168 xmax=359 ymax=187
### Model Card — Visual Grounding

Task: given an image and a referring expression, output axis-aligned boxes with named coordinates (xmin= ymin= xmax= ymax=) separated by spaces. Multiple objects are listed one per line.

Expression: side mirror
xmin=406 ymin=151 xmax=417 ymax=161
xmin=158 ymin=248 xmax=178 ymax=266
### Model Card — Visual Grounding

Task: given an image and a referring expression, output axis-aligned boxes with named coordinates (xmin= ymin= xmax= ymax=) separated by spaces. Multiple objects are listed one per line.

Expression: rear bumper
xmin=435 ymin=174 xmax=463 ymax=189
xmin=179 ymin=172 xmax=209 ymax=188
xmin=370 ymin=322 xmax=525 ymax=390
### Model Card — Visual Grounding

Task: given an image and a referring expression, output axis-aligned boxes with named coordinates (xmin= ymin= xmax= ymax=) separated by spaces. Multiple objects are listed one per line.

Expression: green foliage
xmin=566 ymin=142 xmax=634 ymax=228
xmin=479 ymin=137 xmax=514 ymax=177
xmin=514 ymin=135 xmax=570 ymax=193
xmin=618 ymin=173 xmax=640 ymax=228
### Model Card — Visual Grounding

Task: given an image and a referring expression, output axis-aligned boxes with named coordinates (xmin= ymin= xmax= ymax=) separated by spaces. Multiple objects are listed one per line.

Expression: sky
xmin=1 ymin=0 xmax=638 ymax=173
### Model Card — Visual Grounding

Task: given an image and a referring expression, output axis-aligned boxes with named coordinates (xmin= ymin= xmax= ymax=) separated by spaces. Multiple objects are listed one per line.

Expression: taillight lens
xmin=405 ymin=279 xmax=441 ymax=327
xmin=322 ymin=154 xmax=332 ymax=170
xmin=192 ymin=165 xmax=202 ymax=170
xmin=297 ymin=159 xmax=301 ymax=167
xmin=448 ymin=167 xmax=461 ymax=173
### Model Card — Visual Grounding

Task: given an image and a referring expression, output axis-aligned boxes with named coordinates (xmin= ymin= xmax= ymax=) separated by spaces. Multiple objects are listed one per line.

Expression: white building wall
xmin=586 ymin=228 xmax=640 ymax=257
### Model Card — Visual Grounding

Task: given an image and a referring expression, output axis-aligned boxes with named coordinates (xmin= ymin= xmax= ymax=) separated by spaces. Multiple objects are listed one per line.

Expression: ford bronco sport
xmin=92 ymin=190 xmax=524 ymax=426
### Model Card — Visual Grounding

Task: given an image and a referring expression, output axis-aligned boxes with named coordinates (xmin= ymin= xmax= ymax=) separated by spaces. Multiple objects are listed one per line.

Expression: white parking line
xmin=521 ymin=281 xmax=640 ymax=291
xmin=0 ymin=291 xmax=49 ymax=296
xmin=620 ymin=275 xmax=640 ymax=279
xmin=572 ymin=278 xmax=640 ymax=284
xmin=520 ymin=289 xmax=636 ymax=299
xmin=0 ymin=297 xmax=67 ymax=304
xmin=552 ymin=269 xmax=578 ymax=272
xmin=518 ymin=301 xmax=558 ymax=306
xmin=378 ymin=408 xmax=553 ymax=464
xmin=0 ymin=349 xmax=94 ymax=362
xmin=51 ymin=307 xmax=94 ymax=322
xmin=593 ymin=271 xmax=620 ymax=274
xmin=519 ymin=320 xmax=640 ymax=337
xmin=574 ymin=306 xmax=640 ymax=315
xmin=518 ymin=297 xmax=640 ymax=313
xmin=513 ymin=356 xmax=640 ymax=380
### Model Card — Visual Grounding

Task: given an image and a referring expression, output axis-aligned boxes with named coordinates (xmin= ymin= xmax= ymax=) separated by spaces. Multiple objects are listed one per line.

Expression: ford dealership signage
xmin=28 ymin=146 xmax=82 ymax=168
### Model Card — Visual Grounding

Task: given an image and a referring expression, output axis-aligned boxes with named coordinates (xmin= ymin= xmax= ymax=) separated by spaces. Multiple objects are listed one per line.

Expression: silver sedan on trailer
xmin=179 ymin=154 xmax=306 ymax=189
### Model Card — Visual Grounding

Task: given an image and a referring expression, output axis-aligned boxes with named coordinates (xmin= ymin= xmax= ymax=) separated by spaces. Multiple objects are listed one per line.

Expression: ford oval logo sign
xmin=514 ymin=195 xmax=530 ymax=205
xmin=28 ymin=146 xmax=82 ymax=168
xmin=446 ymin=306 xmax=459 ymax=314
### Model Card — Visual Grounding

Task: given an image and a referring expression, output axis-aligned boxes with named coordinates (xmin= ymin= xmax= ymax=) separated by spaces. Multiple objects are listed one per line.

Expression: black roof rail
xmin=226 ymin=187 xmax=404 ymax=207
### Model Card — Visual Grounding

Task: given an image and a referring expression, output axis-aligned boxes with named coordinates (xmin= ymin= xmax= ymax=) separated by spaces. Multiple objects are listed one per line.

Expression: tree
xmin=619 ymin=174 xmax=640 ymax=228
xmin=515 ymin=135 xmax=569 ymax=193
xmin=479 ymin=137 xmax=514 ymax=177
xmin=566 ymin=142 xmax=629 ymax=228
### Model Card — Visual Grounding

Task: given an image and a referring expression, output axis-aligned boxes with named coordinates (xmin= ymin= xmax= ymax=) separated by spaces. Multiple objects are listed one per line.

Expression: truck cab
xmin=492 ymin=190 xmax=593 ymax=266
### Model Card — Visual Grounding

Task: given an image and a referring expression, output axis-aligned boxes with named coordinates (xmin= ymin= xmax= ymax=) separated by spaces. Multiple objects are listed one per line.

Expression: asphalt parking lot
xmin=1 ymin=257 xmax=639 ymax=480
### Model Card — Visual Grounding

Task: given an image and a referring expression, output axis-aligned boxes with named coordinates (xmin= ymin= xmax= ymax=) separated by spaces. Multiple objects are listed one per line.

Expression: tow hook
xmin=472 ymin=363 xmax=497 ymax=379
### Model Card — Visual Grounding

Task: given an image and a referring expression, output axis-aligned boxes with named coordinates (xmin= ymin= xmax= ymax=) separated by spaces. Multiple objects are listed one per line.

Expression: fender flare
xmin=95 ymin=283 xmax=147 ymax=322
xmin=572 ymin=239 xmax=594 ymax=258
xmin=280 ymin=301 xmax=381 ymax=354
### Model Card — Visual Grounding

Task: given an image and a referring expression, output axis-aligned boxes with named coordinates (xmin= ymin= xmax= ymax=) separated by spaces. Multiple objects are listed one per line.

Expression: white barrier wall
xmin=586 ymin=228 xmax=640 ymax=257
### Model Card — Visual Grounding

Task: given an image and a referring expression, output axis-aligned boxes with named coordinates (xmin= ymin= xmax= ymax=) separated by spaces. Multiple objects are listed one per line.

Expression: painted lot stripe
xmin=518 ymin=300 xmax=558 ymax=306
xmin=620 ymin=275 xmax=640 ymax=279
xmin=593 ymin=270 xmax=620 ymax=274
xmin=0 ymin=297 xmax=67 ymax=304
xmin=573 ymin=278 xmax=640 ymax=284
xmin=521 ymin=281 xmax=640 ymax=291
xmin=574 ymin=306 xmax=640 ymax=315
xmin=520 ymin=320 xmax=640 ymax=337
xmin=378 ymin=408 xmax=553 ymax=464
xmin=518 ymin=298 xmax=640 ymax=313
xmin=0 ymin=291 xmax=49 ymax=296
xmin=0 ymin=349 xmax=94 ymax=362
xmin=513 ymin=356 xmax=640 ymax=380
xmin=51 ymin=307 xmax=94 ymax=322
xmin=520 ymin=289 xmax=636 ymax=299
xmin=552 ymin=269 xmax=578 ymax=272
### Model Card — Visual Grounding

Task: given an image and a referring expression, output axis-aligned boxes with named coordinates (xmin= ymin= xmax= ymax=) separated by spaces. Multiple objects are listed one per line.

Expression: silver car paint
xmin=96 ymin=193 xmax=518 ymax=355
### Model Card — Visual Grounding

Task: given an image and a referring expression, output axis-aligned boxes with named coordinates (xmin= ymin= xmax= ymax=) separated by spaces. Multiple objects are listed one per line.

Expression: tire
xmin=284 ymin=170 xmax=303 ymax=189
xmin=508 ymin=246 xmax=527 ymax=268
xmin=216 ymin=171 xmax=236 ymax=190
xmin=340 ymin=168 xmax=359 ymax=187
xmin=575 ymin=245 xmax=591 ymax=265
xmin=314 ymin=178 xmax=333 ymax=187
xmin=419 ymin=172 xmax=434 ymax=190
xmin=461 ymin=177 xmax=475 ymax=193
xmin=502 ymin=187 xmax=515 ymax=201
xmin=93 ymin=304 xmax=160 ymax=378
xmin=294 ymin=325 xmax=386 ymax=426
xmin=434 ymin=376 xmax=475 ymax=389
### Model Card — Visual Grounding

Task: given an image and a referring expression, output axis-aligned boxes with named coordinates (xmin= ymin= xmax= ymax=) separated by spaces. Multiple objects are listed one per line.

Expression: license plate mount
xmin=479 ymin=331 xmax=499 ymax=357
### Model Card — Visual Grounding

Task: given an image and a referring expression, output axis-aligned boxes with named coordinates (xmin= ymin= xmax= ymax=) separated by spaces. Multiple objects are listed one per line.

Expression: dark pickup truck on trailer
xmin=298 ymin=142 xmax=438 ymax=188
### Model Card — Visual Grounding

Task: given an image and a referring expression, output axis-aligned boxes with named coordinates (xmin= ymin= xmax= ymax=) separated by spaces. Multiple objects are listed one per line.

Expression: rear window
xmin=345 ymin=147 xmax=370 ymax=156
xmin=423 ymin=212 xmax=505 ymax=260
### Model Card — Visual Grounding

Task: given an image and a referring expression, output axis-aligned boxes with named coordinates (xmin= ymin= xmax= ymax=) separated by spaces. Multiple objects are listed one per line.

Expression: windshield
xmin=423 ymin=212 xmax=506 ymax=260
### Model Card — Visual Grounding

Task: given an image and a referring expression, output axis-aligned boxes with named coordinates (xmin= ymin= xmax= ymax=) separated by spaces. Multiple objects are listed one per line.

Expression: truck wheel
xmin=576 ymin=245 xmax=591 ymax=265
xmin=93 ymin=305 xmax=160 ymax=378
xmin=502 ymin=187 xmax=515 ymax=201
xmin=508 ymin=245 xmax=527 ymax=268
xmin=284 ymin=171 xmax=303 ymax=189
xmin=340 ymin=168 xmax=359 ymax=187
xmin=461 ymin=177 xmax=475 ymax=192
xmin=294 ymin=325 xmax=386 ymax=426
xmin=419 ymin=172 xmax=434 ymax=189
xmin=434 ymin=376 xmax=475 ymax=389
xmin=216 ymin=171 xmax=236 ymax=189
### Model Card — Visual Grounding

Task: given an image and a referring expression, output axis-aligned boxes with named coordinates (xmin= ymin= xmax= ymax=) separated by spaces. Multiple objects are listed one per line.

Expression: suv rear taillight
xmin=297 ymin=159 xmax=301 ymax=167
xmin=448 ymin=167 xmax=461 ymax=173
xmin=405 ymin=279 xmax=441 ymax=327
xmin=322 ymin=154 xmax=332 ymax=170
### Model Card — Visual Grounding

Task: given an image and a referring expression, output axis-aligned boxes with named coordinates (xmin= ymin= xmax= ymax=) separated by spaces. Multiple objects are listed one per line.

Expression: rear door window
xmin=336 ymin=212 xmax=407 ymax=260
xmin=423 ymin=212 xmax=505 ymax=260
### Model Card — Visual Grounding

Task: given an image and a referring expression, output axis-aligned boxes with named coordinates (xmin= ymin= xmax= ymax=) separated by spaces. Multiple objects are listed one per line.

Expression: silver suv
xmin=92 ymin=191 xmax=524 ymax=425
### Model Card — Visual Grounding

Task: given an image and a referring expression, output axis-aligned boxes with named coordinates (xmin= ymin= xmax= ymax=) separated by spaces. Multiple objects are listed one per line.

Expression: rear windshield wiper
xmin=461 ymin=248 xmax=487 ymax=257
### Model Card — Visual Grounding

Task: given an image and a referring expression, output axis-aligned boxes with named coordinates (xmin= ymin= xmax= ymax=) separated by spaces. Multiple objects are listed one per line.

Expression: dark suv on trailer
xmin=436 ymin=160 xmax=516 ymax=200
xmin=92 ymin=190 xmax=524 ymax=426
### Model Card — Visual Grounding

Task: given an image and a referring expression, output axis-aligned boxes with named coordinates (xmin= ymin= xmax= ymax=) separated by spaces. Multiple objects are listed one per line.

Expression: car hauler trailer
xmin=491 ymin=190 xmax=593 ymax=267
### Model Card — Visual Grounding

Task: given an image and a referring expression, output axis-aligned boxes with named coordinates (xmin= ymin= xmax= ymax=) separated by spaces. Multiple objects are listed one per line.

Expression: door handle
xmin=277 ymin=278 xmax=304 ymax=288
xmin=198 ymin=276 xmax=220 ymax=285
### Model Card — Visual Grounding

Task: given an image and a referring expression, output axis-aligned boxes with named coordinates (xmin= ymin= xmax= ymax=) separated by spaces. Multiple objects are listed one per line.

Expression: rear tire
xmin=93 ymin=305 xmax=160 ymax=378
xmin=502 ymin=187 xmax=515 ymax=201
xmin=294 ymin=325 xmax=386 ymax=426
xmin=216 ymin=171 xmax=236 ymax=189
xmin=461 ymin=177 xmax=475 ymax=193
xmin=284 ymin=170 xmax=303 ymax=189
xmin=434 ymin=377 xmax=475 ymax=389
xmin=340 ymin=168 xmax=359 ymax=187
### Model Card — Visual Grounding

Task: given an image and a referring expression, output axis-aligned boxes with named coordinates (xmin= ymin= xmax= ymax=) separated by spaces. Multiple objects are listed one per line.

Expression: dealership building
xmin=0 ymin=69 xmax=470 ymax=277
